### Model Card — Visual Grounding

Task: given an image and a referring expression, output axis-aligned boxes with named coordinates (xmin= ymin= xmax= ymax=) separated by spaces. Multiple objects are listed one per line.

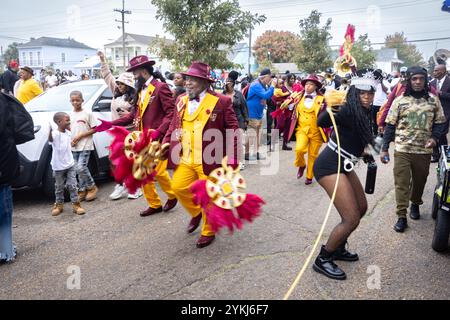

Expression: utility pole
xmin=114 ymin=0 xmax=132 ymax=71
xmin=248 ymin=27 xmax=252 ymax=76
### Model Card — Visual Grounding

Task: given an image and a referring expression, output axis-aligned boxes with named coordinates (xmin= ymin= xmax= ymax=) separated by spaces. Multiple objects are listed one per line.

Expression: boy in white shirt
xmin=69 ymin=90 xmax=98 ymax=202
xmin=49 ymin=112 xmax=86 ymax=216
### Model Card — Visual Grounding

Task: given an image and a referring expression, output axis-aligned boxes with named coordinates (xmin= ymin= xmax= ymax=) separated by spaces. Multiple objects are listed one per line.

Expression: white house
xmin=104 ymin=33 xmax=173 ymax=73
xmin=374 ymin=48 xmax=404 ymax=74
xmin=17 ymin=37 xmax=97 ymax=75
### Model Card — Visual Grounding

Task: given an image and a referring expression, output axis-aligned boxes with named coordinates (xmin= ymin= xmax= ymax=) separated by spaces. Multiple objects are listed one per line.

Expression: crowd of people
xmin=1 ymin=51 xmax=449 ymax=283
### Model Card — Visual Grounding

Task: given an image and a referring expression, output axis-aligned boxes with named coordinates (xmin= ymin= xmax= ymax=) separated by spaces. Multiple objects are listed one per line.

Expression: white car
xmin=12 ymin=80 xmax=114 ymax=197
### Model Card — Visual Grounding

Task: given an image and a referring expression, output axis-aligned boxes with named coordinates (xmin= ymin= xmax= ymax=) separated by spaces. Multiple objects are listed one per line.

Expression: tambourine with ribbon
xmin=190 ymin=157 xmax=265 ymax=233
xmin=108 ymin=126 xmax=168 ymax=194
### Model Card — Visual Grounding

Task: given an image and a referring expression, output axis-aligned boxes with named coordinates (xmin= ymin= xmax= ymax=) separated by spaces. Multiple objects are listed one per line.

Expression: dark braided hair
xmin=404 ymin=77 xmax=430 ymax=100
xmin=344 ymin=86 xmax=374 ymax=146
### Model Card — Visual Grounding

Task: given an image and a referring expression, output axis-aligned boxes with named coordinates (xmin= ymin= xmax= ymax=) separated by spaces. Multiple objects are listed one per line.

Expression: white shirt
xmin=70 ymin=109 xmax=97 ymax=152
xmin=303 ymin=92 xmax=317 ymax=109
xmin=50 ymin=130 xmax=75 ymax=171
xmin=46 ymin=75 xmax=58 ymax=88
xmin=374 ymin=83 xmax=387 ymax=106
xmin=141 ymin=77 xmax=154 ymax=105
xmin=188 ymin=90 xmax=207 ymax=115
xmin=67 ymin=75 xmax=79 ymax=81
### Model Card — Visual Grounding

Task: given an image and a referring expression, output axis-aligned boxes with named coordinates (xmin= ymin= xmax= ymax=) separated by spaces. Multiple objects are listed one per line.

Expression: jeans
xmin=72 ymin=150 xmax=95 ymax=191
xmin=54 ymin=166 xmax=79 ymax=203
xmin=0 ymin=184 xmax=16 ymax=262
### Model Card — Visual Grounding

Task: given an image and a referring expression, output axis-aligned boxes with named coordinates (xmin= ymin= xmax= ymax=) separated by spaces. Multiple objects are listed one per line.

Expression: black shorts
xmin=313 ymin=147 xmax=352 ymax=181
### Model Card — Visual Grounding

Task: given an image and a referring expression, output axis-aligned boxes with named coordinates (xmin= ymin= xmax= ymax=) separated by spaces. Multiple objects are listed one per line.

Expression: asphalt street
xmin=1 ymin=141 xmax=449 ymax=300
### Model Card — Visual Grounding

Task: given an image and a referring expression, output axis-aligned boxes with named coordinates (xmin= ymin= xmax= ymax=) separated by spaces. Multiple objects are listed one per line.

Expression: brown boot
xmin=78 ymin=190 xmax=87 ymax=202
xmin=51 ymin=203 xmax=64 ymax=216
xmin=85 ymin=185 xmax=98 ymax=202
xmin=72 ymin=202 xmax=86 ymax=215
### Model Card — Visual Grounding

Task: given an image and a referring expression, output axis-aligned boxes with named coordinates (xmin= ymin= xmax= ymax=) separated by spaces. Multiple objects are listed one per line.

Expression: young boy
xmin=69 ymin=90 xmax=98 ymax=202
xmin=49 ymin=112 xmax=86 ymax=216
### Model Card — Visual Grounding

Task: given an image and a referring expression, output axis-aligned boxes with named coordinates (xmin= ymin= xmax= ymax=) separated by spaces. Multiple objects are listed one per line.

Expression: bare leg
xmin=317 ymin=173 xmax=365 ymax=252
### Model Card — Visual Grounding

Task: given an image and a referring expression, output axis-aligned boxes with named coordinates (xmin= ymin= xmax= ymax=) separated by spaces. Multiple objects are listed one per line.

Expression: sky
xmin=1 ymin=0 xmax=449 ymax=61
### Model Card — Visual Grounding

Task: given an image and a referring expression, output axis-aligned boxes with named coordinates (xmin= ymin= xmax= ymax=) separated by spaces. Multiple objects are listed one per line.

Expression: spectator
xmin=66 ymin=70 xmax=79 ymax=82
xmin=81 ymin=74 xmax=90 ymax=81
xmin=0 ymin=91 xmax=34 ymax=263
xmin=13 ymin=70 xmax=23 ymax=98
xmin=69 ymin=91 xmax=98 ymax=203
xmin=245 ymin=68 xmax=275 ymax=161
xmin=16 ymin=67 xmax=43 ymax=105
xmin=39 ymin=69 xmax=47 ymax=91
xmin=0 ymin=60 xmax=19 ymax=95
xmin=48 ymin=112 xmax=86 ymax=217
xmin=172 ymin=72 xmax=186 ymax=99
xmin=372 ymin=69 xmax=389 ymax=136
xmin=381 ymin=66 xmax=447 ymax=233
xmin=45 ymin=71 xmax=59 ymax=89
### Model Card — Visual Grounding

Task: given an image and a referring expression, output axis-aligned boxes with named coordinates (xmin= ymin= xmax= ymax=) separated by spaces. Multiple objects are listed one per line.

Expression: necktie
xmin=190 ymin=96 xmax=200 ymax=102
xmin=305 ymin=95 xmax=314 ymax=99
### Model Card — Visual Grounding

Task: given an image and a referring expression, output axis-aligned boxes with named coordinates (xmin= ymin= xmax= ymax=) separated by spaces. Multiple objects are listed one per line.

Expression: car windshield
xmin=26 ymin=83 xmax=103 ymax=112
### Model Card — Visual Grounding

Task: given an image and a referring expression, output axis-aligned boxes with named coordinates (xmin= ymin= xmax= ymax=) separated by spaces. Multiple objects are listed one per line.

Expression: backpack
xmin=242 ymin=84 xmax=250 ymax=100
xmin=1 ymin=92 xmax=35 ymax=145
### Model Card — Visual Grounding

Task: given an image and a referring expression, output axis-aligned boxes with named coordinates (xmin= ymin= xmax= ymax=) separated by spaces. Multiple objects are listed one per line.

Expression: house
xmin=226 ymin=42 xmax=257 ymax=75
xmin=374 ymin=48 xmax=404 ymax=74
xmin=104 ymin=33 xmax=173 ymax=73
xmin=17 ymin=37 xmax=97 ymax=75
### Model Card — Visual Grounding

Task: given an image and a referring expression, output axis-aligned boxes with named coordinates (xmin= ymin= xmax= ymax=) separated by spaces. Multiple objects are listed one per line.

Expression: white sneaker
xmin=240 ymin=163 xmax=246 ymax=171
xmin=128 ymin=188 xmax=143 ymax=200
xmin=109 ymin=184 xmax=128 ymax=200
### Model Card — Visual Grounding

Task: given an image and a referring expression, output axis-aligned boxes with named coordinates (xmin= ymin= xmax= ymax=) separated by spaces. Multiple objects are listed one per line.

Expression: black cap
xmin=260 ymin=68 xmax=271 ymax=77
xmin=407 ymin=66 xmax=427 ymax=78
xmin=228 ymin=70 xmax=239 ymax=82
xmin=20 ymin=66 xmax=34 ymax=76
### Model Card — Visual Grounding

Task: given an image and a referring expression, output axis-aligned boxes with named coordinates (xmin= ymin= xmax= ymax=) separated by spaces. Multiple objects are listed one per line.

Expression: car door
xmin=92 ymin=87 xmax=113 ymax=159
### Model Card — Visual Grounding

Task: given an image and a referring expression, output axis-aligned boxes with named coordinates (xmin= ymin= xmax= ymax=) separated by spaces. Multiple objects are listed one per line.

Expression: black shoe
xmin=333 ymin=242 xmax=359 ymax=262
xmin=431 ymin=156 xmax=439 ymax=163
xmin=282 ymin=143 xmax=292 ymax=151
xmin=394 ymin=217 xmax=408 ymax=233
xmin=312 ymin=246 xmax=347 ymax=280
xmin=266 ymin=138 xmax=272 ymax=146
xmin=257 ymin=153 xmax=266 ymax=160
xmin=409 ymin=203 xmax=421 ymax=220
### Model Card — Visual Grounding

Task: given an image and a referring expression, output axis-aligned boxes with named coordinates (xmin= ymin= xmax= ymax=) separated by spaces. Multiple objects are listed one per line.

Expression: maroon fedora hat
xmin=127 ymin=55 xmax=156 ymax=72
xmin=181 ymin=61 xmax=215 ymax=82
xmin=301 ymin=74 xmax=323 ymax=89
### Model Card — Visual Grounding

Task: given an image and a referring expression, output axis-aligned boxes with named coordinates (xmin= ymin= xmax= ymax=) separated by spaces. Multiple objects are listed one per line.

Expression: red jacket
xmin=163 ymin=90 xmax=240 ymax=176
xmin=112 ymin=78 xmax=175 ymax=137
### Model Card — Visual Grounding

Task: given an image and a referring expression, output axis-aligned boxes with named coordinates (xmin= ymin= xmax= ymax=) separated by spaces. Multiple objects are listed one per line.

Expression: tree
xmin=294 ymin=10 xmax=332 ymax=73
xmin=351 ymin=34 xmax=376 ymax=69
xmin=150 ymin=0 xmax=266 ymax=70
xmin=3 ymin=42 xmax=20 ymax=65
xmin=253 ymin=30 xmax=302 ymax=64
xmin=385 ymin=32 xmax=425 ymax=67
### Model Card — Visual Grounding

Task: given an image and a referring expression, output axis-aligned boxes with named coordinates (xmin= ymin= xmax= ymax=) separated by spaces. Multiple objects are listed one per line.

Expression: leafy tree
xmin=294 ymin=10 xmax=332 ymax=73
xmin=385 ymin=32 xmax=425 ymax=67
xmin=150 ymin=0 xmax=266 ymax=70
xmin=3 ymin=42 xmax=20 ymax=65
xmin=351 ymin=34 xmax=376 ymax=69
xmin=253 ymin=30 xmax=302 ymax=64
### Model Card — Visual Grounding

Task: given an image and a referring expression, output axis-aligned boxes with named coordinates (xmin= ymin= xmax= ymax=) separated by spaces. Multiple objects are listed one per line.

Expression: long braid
xmin=344 ymin=86 xmax=374 ymax=146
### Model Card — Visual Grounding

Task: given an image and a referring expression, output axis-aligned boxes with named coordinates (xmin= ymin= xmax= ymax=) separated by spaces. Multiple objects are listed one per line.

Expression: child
xmin=69 ymin=90 xmax=98 ymax=202
xmin=49 ymin=112 xmax=86 ymax=216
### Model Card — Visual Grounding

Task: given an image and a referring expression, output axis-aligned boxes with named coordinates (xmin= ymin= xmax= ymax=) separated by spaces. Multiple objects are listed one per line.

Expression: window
xmin=22 ymin=52 xmax=27 ymax=65
xmin=61 ymin=53 xmax=66 ymax=63
xmin=29 ymin=52 xmax=33 ymax=66
xmin=37 ymin=52 xmax=42 ymax=66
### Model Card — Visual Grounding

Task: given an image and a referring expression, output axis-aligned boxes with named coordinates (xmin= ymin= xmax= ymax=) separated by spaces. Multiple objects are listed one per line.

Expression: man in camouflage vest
xmin=381 ymin=66 xmax=447 ymax=233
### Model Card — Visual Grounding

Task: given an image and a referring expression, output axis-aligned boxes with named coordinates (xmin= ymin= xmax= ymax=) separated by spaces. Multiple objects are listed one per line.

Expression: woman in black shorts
xmin=312 ymin=69 xmax=382 ymax=280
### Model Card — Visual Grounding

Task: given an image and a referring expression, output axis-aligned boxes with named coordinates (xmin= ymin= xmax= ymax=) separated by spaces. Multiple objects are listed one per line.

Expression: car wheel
xmin=432 ymin=209 xmax=450 ymax=252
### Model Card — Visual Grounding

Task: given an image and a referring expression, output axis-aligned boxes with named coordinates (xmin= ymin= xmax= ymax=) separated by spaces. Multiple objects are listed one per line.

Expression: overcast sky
xmin=1 ymin=0 xmax=449 ymax=61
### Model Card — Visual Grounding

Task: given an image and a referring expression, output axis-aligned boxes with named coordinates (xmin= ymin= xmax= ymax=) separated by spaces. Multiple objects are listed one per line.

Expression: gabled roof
xmin=17 ymin=37 xmax=95 ymax=50
xmin=104 ymin=33 xmax=173 ymax=47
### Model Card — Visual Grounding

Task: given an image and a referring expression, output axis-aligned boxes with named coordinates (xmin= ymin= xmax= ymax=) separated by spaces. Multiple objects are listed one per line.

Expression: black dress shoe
xmin=409 ymin=203 xmax=420 ymax=220
xmin=333 ymin=242 xmax=359 ymax=262
xmin=431 ymin=156 xmax=439 ymax=163
xmin=196 ymin=235 xmax=215 ymax=248
xmin=257 ymin=153 xmax=266 ymax=160
xmin=188 ymin=214 xmax=202 ymax=233
xmin=140 ymin=206 xmax=163 ymax=217
xmin=394 ymin=217 xmax=408 ymax=233
xmin=312 ymin=246 xmax=347 ymax=280
xmin=163 ymin=198 xmax=178 ymax=212
xmin=282 ymin=144 xmax=292 ymax=151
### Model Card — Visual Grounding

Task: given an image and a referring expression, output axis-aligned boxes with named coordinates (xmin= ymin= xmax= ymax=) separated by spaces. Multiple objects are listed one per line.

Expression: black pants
xmin=267 ymin=104 xmax=276 ymax=136
xmin=433 ymin=119 xmax=450 ymax=158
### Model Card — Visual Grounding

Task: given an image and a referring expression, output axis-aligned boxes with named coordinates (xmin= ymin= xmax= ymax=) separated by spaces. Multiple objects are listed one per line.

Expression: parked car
xmin=12 ymin=80 xmax=114 ymax=198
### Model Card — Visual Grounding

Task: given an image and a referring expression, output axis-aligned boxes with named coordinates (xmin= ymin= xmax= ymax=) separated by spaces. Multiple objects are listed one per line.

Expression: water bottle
xmin=373 ymin=134 xmax=384 ymax=155
xmin=365 ymin=161 xmax=378 ymax=195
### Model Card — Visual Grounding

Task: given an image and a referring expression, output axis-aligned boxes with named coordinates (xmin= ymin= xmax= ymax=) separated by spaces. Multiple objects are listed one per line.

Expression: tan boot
xmin=78 ymin=190 xmax=87 ymax=202
xmin=85 ymin=185 xmax=98 ymax=202
xmin=51 ymin=203 xmax=64 ymax=216
xmin=72 ymin=202 xmax=86 ymax=215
